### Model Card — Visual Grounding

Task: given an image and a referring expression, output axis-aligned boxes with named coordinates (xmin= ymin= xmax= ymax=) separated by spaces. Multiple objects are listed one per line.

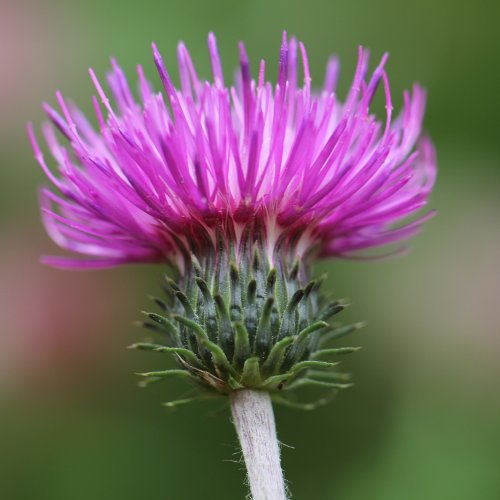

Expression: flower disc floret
xmin=29 ymin=32 xmax=436 ymax=270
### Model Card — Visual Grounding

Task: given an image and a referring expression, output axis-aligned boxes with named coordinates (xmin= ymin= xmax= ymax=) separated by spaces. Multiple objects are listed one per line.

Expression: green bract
xmin=130 ymin=221 xmax=362 ymax=408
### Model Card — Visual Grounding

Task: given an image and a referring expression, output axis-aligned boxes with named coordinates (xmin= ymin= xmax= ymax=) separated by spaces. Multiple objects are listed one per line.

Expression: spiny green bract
xmin=130 ymin=237 xmax=363 ymax=409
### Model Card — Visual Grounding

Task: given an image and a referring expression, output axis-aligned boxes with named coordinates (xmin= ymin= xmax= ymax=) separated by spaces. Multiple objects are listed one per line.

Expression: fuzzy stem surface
xmin=230 ymin=389 xmax=287 ymax=500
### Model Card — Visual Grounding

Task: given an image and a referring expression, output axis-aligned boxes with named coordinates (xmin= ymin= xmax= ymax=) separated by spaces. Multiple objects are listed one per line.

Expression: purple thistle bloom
xmin=28 ymin=32 xmax=436 ymax=270
xmin=27 ymin=35 xmax=439 ymax=494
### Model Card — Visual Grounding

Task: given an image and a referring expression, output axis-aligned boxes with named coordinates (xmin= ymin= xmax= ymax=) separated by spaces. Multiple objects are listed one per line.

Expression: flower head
xmin=29 ymin=32 xmax=436 ymax=270
xmin=28 ymin=33 xmax=437 ymax=401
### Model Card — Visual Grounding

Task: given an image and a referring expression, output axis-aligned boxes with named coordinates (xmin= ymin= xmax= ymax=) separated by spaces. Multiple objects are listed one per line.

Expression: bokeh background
xmin=1 ymin=0 xmax=499 ymax=498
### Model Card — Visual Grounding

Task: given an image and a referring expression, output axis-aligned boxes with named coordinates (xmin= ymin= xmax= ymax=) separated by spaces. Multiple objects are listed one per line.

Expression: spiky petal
xmin=29 ymin=33 xmax=436 ymax=270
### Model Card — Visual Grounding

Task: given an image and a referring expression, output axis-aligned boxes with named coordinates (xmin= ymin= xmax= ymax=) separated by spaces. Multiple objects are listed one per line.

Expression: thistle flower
xmin=29 ymin=32 xmax=436 ymax=500
xmin=29 ymin=32 xmax=435 ymax=269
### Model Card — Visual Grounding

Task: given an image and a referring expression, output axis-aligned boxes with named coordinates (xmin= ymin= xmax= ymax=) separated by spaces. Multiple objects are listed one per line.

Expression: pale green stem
xmin=230 ymin=389 xmax=288 ymax=500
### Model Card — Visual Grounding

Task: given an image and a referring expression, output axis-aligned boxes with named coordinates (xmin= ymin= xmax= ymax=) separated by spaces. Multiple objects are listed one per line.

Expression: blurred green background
xmin=1 ymin=0 xmax=499 ymax=498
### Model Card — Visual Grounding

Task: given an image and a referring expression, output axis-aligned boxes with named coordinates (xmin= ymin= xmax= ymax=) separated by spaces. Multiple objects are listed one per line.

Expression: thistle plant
xmin=28 ymin=32 xmax=436 ymax=500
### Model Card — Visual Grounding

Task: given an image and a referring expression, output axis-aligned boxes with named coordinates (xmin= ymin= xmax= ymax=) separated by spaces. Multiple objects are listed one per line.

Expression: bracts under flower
xmin=129 ymin=216 xmax=363 ymax=405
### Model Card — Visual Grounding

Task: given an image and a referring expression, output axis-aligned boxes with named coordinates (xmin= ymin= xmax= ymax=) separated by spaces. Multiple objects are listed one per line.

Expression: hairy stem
xmin=230 ymin=389 xmax=287 ymax=500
